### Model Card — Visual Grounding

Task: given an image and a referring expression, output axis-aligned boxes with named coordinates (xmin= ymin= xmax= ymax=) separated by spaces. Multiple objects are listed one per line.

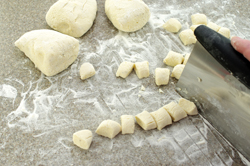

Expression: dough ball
xmin=179 ymin=29 xmax=197 ymax=45
xmin=183 ymin=53 xmax=190 ymax=65
xmin=95 ymin=120 xmax=121 ymax=139
xmin=218 ymin=27 xmax=230 ymax=38
xmin=105 ymin=0 xmax=150 ymax=32
xmin=116 ymin=61 xmax=134 ymax=78
xmin=163 ymin=102 xmax=187 ymax=122
xmin=163 ymin=18 xmax=182 ymax=33
xmin=171 ymin=64 xmax=185 ymax=79
xmin=150 ymin=107 xmax=172 ymax=130
xmin=178 ymin=98 xmax=198 ymax=115
xmin=191 ymin=13 xmax=207 ymax=25
xmin=155 ymin=68 xmax=170 ymax=86
xmin=46 ymin=0 xmax=97 ymax=37
xmin=207 ymin=22 xmax=221 ymax=32
xmin=15 ymin=29 xmax=79 ymax=76
xmin=121 ymin=115 xmax=135 ymax=134
xmin=73 ymin=130 xmax=93 ymax=150
xmin=135 ymin=111 xmax=157 ymax=130
xmin=80 ymin=62 xmax=96 ymax=80
xmin=190 ymin=24 xmax=201 ymax=31
xmin=134 ymin=61 xmax=150 ymax=79
xmin=163 ymin=51 xmax=183 ymax=67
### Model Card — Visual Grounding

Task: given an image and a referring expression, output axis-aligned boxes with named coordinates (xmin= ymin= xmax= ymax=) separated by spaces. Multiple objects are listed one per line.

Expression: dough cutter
xmin=176 ymin=25 xmax=250 ymax=161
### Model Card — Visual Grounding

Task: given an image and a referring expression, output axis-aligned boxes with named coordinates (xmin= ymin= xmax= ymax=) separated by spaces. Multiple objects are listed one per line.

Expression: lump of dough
xmin=163 ymin=102 xmax=187 ymax=122
xmin=191 ymin=13 xmax=207 ymax=25
xmin=179 ymin=29 xmax=197 ymax=45
xmin=178 ymin=98 xmax=198 ymax=115
xmin=163 ymin=18 xmax=182 ymax=33
xmin=116 ymin=61 xmax=134 ymax=78
xmin=218 ymin=27 xmax=230 ymax=38
xmin=46 ymin=0 xmax=97 ymax=37
xmin=207 ymin=22 xmax=221 ymax=32
xmin=80 ymin=62 xmax=96 ymax=80
xmin=95 ymin=120 xmax=121 ymax=139
xmin=150 ymin=107 xmax=172 ymax=130
xmin=73 ymin=129 xmax=93 ymax=150
xmin=121 ymin=115 xmax=135 ymax=134
xmin=163 ymin=51 xmax=183 ymax=67
xmin=135 ymin=111 xmax=157 ymax=130
xmin=155 ymin=68 xmax=170 ymax=86
xmin=190 ymin=24 xmax=201 ymax=31
xmin=105 ymin=0 xmax=150 ymax=32
xmin=183 ymin=53 xmax=190 ymax=65
xmin=15 ymin=29 xmax=79 ymax=76
xmin=171 ymin=64 xmax=185 ymax=80
xmin=134 ymin=61 xmax=150 ymax=79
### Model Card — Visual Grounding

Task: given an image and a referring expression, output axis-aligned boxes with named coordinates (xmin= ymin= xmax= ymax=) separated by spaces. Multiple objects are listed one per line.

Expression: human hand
xmin=231 ymin=36 xmax=250 ymax=61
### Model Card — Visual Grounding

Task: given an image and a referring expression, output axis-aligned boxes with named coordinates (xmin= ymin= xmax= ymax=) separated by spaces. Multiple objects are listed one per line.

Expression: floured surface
xmin=0 ymin=0 xmax=250 ymax=165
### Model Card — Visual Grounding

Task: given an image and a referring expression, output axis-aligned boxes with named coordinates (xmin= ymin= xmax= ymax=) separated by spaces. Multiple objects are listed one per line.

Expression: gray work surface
xmin=0 ymin=0 xmax=250 ymax=165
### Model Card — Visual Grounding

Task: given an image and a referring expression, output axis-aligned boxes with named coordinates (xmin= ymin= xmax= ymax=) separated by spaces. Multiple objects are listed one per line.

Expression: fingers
xmin=231 ymin=36 xmax=250 ymax=61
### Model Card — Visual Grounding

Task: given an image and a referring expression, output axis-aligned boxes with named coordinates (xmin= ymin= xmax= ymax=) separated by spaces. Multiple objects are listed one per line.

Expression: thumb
xmin=231 ymin=36 xmax=250 ymax=61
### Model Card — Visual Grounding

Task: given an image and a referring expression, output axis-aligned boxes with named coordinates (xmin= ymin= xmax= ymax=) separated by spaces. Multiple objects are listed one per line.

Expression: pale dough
xmin=163 ymin=51 xmax=183 ymax=67
xmin=155 ymin=68 xmax=170 ymax=86
xmin=163 ymin=18 xmax=182 ymax=33
xmin=15 ymin=29 xmax=79 ymax=76
xmin=171 ymin=64 xmax=185 ymax=79
xmin=105 ymin=0 xmax=150 ymax=32
xmin=163 ymin=102 xmax=187 ymax=122
xmin=179 ymin=29 xmax=197 ymax=45
xmin=218 ymin=27 xmax=230 ymax=38
xmin=191 ymin=13 xmax=207 ymax=25
xmin=73 ymin=129 xmax=93 ymax=150
xmin=183 ymin=53 xmax=190 ymax=65
xmin=207 ymin=22 xmax=221 ymax=32
xmin=178 ymin=98 xmax=198 ymax=115
xmin=46 ymin=0 xmax=97 ymax=37
xmin=95 ymin=120 xmax=121 ymax=139
xmin=150 ymin=107 xmax=172 ymax=130
xmin=116 ymin=61 xmax=134 ymax=78
xmin=80 ymin=62 xmax=96 ymax=80
xmin=134 ymin=61 xmax=150 ymax=79
xmin=121 ymin=115 xmax=135 ymax=134
xmin=135 ymin=111 xmax=157 ymax=130
xmin=190 ymin=24 xmax=201 ymax=31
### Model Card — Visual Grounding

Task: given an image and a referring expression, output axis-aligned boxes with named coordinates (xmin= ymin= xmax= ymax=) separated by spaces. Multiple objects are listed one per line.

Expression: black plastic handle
xmin=194 ymin=25 xmax=250 ymax=89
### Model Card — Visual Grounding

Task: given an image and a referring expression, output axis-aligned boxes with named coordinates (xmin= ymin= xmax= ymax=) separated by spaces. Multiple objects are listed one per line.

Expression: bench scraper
xmin=176 ymin=25 xmax=250 ymax=161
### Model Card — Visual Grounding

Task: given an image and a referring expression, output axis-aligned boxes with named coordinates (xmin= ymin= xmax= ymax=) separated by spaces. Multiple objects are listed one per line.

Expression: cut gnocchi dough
xmin=163 ymin=51 xmax=183 ymax=67
xmin=155 ymin=68 xmax=170 ymax=86
xmin=46 ymin=0 xmax=97 ymax=37
xmin=163 ymin=102 xmax=187 ymax=122
xmin=121 ymin=115 xmax=135 ymax=134
xmin=80 ymin=62 xmax=96 ymax=80
xmin=191 ymin=13 xmax=207 ymax=25
xmin=163 ymin=18 xmax=182 ymax=33
xmin=73 ymin=130 xmax=93 ymax=150
xmin=95 ymin=120 xmax=121 ymax=139
xmin=183 ymin=53 xmax=190 ymax=65
xmin=105 ymin=0 xmax=150 ymax=32
xmin=134 ymin=61 xmax=150 ymax=79
xmin=218 ymin=27 xmax=230 ymax=38
xmin=116 ymin=61 xmax=134 ymax=78
xmin=15 ymin=29 xmax=79 ymax=76
xmin=178 ymin=98 xmax=198 ymax=115
xmin=207 ymin=22 xmax=221 ymax=32
xmin=179 ymin=29 xmax=197 ymax=45
xmin=150 ymin=107 xmax=172 ymax=130
xmin=135 ymin=111 xmax=157 ymax=130
xmin=171 ymin=64 xmax=185 ymax=79
xmin=190 ymin=24 xmax=201 ymax=32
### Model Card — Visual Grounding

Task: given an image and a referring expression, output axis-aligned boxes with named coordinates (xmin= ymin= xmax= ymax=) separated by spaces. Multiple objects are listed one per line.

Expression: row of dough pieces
xmin=164 ymin=13 xmax=231 ymax=46
xmin=73 ymin=98 xmax=198 ymax=150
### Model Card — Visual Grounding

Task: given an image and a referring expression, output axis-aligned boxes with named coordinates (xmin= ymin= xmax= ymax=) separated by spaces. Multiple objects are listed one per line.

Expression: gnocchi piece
xmin=163 ymin=102 xmax=187 ymax=122
xmin=163 ymin=51 xmax=184 ymax=67
xmin=179 ymin=29 xmax=197 ymax=45
xmin=191 ymin=13 xmax=207 ymax=25
xmin=121 ymin=115 xmax=135 ymax=134
xmin=135 ymin=111 xmax=157 ymax=130
xmin=163 ymin=18 xmax=182 ymax=33
xmin=183 ymin=53 xmax=190 ymax=65
xmin=150 ymin=107 xmax=172 ymax=130
xmin=171 ymin=64 xmax=185 ymax=79
xmin=95 ymin=120 xmax=121 ymax=139
xmin=80 ymin=62 xmax=96 ymax=80
xmin=73 ymin=130 xmax=93 ymax=150
xmin=190 ymin=24 xmax=201 ymax=31
xmin=207 ymin=22 xmax=221 ymax=32
xmin=155 ymin=68 xmax=170 ymax=86
xmin=178 ymin=98 xmax=198 ymax=115
xmin=218 ymin=27 xmax=230 ymax=38
xmin=134 ymin=61 xmax=150 ymax=79
xmin=116 ymin=61 xmax=134 ymax=78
